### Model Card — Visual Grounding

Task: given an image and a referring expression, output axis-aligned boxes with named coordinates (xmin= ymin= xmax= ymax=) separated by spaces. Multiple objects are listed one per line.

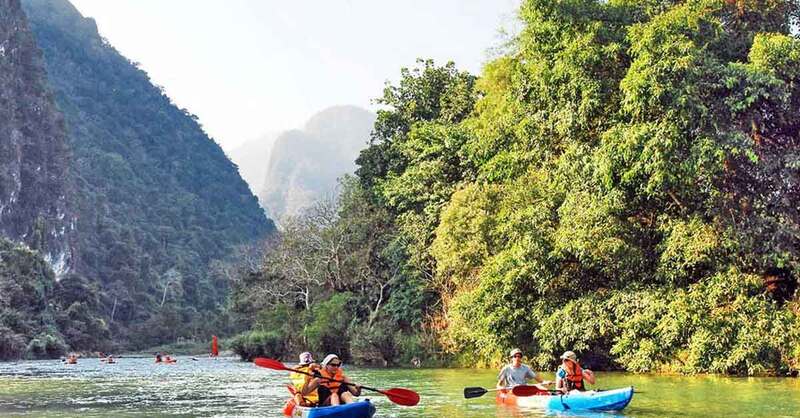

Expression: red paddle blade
xmin=511 ymin=385 xmax=546 ymax=397
xmin=383 ymin=388 xmax=420 ymax=406
xmin=253 ymin=357 xmax=289 ymax=371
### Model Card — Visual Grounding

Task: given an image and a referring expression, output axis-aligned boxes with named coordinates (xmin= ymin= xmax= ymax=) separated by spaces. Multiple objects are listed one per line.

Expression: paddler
xmin=555 ymin=350 xmax=596 ymax=393
xmin=303 ymin=354 xmax=361 ymax=406
xmin=290 ymin=352 xmax=320 ymax=406
xmin=497 ymin=348 xmax=551 ymax=389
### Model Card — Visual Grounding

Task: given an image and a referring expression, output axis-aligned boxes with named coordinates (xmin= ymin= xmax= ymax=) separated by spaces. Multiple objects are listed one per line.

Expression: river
xmin=1 ymin=356 xmax=798 ymax=417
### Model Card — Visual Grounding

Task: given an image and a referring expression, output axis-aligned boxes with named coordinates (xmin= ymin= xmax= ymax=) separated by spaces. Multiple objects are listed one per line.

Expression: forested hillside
xmin=232 ymin=0 xmax=800 ymax=375
xmin=2 ymin=0 xmax=275 ymax=352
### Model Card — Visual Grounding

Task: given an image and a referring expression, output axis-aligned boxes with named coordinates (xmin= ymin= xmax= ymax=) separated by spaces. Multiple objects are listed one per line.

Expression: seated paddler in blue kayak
xmin=290 ymin=352 xmax=320 ymax=406
xmin=497 ymin=348 xmax=552 ymax=389
xmin=555 ymin=350 xmax=596 ymax=394
xmin=303 ymin=354 xmax=362 ymax=406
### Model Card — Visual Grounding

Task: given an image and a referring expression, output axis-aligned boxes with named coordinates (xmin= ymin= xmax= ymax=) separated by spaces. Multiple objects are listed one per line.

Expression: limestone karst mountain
xmin=258 ymin=106 xmax=376 ymax=223
xmin=0 ymin=0 xmax=74 ymax=276
xmin=227 ymin=132 xmax=277 ymax=194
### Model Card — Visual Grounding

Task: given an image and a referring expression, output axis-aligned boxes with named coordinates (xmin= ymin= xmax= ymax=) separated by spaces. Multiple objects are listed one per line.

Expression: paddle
xmin=512 ymin=384 xmax=550 ymax=396
xmin=464 ymin=384 xmax=549 ymax=399
xmin=254 ymin=357 xmax=420 ymax=407
xmin=463 ymin=386 xmax=502 ymax=399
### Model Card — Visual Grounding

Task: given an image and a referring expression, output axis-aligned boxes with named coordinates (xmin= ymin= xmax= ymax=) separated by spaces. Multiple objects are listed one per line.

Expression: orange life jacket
xmin=319 ymin=368 xmax=344 ymax=391
xmin=563 ymin=359 xmax=585 ymax=391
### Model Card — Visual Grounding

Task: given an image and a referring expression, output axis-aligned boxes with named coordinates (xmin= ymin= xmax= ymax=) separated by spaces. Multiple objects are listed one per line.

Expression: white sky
xmin=67 ymin=0 xmax=519 ymax=150
xmin=69 ymin=0 xmax=521 ymax=151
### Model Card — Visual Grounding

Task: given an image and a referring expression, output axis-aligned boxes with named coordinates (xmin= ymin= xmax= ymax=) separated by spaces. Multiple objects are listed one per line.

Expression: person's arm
xmin=555 ymin=368 xmax=566 ymax=393
xmin=582 ymin=369 xmax=596 ymax=385
xmin=528 ymin=368 xmax=553 ymax=387
xmin=302 ymin=378 xmax=320 ymax=395
xmin=496 ymin=366 xmax=508 ymax=389
xmin=344 ymin=377 xmax=361 ymax=396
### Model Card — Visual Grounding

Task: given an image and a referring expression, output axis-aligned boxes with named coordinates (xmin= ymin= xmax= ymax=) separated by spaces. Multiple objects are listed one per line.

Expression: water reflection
xmin=1 ymin=358 xmax=799 ymax=417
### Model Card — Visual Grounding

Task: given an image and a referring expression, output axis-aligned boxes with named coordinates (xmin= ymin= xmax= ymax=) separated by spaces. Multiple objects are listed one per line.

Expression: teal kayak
xmin=497 ymin=386 xmax=634 ymax=411
xmin=285 ymin=400 xmax=376 ymax=418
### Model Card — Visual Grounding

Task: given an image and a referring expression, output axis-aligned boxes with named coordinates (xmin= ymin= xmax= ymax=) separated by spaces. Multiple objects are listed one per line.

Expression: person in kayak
xmin=303 ymin=354 xmax=361 ymax=406
xmin=555 ymin=351 xmax=596 ymax=393
xmin=497 ymin=348 xmax=552 ymax=389
xmin=155 ymin=353 xmax=162 ymax=363
xmin=290 ymin=352 xmax=320 ymax=406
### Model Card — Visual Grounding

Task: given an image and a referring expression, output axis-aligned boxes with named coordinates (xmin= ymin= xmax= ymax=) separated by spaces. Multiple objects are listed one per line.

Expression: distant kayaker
xmin=555 ymin=351 xmax=596 ymax=393
xmin=290 ymin=352 xmax=320 ymax=406
xmin=497 ymin=348 xmax=551 ymax=389
xmin=155 ymin=353 xmax=163 ymax=363
xmin=303 ymin=354 xmax=361 ymax=406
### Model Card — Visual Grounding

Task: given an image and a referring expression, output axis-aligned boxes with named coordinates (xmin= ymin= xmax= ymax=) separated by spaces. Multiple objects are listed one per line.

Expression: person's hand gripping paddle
xmin=254 ymin=358 xmax=420 ymax=406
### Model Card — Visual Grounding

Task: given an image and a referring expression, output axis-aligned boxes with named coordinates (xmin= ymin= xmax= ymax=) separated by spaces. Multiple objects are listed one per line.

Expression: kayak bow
xmin=285 ymin=400 xmax=376 ymax=418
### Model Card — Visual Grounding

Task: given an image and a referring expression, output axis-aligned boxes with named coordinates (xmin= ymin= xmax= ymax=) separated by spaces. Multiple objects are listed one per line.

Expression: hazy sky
xmin=69 ymin=0 xmax=521 ymax=151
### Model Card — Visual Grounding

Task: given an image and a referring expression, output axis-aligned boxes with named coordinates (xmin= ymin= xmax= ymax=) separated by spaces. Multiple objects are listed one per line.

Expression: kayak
xmin=496 ymin=386 xmax=633 ymax=411
xmin=285 ymin=400 xmax=376 ymax=418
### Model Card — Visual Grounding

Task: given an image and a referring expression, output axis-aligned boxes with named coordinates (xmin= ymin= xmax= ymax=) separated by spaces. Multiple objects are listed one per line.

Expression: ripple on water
xmin=2 ymin=358 xmax=800 ymax=417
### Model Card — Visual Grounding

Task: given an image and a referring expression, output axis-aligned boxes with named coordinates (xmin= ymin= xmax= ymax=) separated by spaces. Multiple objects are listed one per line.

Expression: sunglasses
xmin=512 ymin=354 xmax=523 ymax=358
xmin=328 ymin=363 xmax=341 ymax=367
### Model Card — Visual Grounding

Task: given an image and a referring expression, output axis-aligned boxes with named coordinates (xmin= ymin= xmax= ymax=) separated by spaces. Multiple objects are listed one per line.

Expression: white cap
xmin=321 ymin=354 xmax=340 ymax=366
xmin=299 ymin=352 xmax=314 ymax=365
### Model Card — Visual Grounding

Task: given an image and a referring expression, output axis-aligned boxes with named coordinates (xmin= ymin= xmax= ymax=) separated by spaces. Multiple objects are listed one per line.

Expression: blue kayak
xmin=286 ymin=400 xmax=376 ymax=418
xmin=497 ymin=386 xmax=634 ymax=411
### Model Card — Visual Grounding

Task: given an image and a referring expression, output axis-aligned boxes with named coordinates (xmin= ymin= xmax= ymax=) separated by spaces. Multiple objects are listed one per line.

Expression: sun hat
xmin=560 ymin=350 xmax=577 ymax=361
xmin=321 ymin=354 xmax=340 ymax=366
xmin=509 ymin=348 xmax=523 ymax=357
xmin=299 ymin=352 xmax=314 ymax=365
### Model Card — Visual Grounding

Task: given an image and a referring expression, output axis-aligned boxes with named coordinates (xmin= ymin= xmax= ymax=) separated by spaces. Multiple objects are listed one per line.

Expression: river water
xmin=0 ymin=356 xmax=798 ymax=417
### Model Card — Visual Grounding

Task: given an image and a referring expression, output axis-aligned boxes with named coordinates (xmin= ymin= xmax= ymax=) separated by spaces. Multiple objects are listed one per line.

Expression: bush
xmin=26 ymin=333 xmax=68 ymax=359
xmin=303 ymin=293 xmax=354 ymax=361
xmin=230 ymin=330 xmax=286 ymax=361
xmin=0 ymin=326 xmax=27 ymax=361
xmin=349 ymin=320 xmax=398 ymax=366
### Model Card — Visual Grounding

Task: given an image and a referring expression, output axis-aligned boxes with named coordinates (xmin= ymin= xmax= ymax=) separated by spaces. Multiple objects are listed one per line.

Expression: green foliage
xmin=26 ymin=333 xmax=68 ymax=359
xmin=18 ymin=0 xmax=274 ymax=350
xmin=0 ymin=238 xmax=100 ymax=360
xmin=302 ymin=293 xmax=354 ymax=360
xmin=229 ymin=0 xmax=800 ymax=375
xmin=351 ymin=0 xmax=800 ymax=375
xmin=230 ymin=330 xmax=286 ymax=362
